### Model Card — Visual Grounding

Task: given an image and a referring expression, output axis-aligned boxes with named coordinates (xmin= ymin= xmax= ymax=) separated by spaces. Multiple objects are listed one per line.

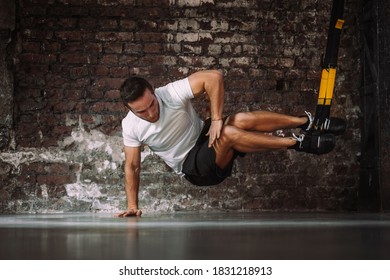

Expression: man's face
xmin=127 ymin=89 xmax=160 ymax=123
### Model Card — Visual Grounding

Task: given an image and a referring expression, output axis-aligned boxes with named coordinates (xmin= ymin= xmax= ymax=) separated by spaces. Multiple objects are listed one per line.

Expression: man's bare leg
xmin=213 ymin=124 xmax=296 ymax=169
xmin=226 ymin=111 xmax=307 ymax=132
xmin=214 ymin=111 xmax=335 ymax=169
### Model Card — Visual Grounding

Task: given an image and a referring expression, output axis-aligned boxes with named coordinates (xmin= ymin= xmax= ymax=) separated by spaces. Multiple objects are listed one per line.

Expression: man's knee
xmin=220 ymin=124 xmax=241 ymax=144
xmin=226 ymin=112 xmax=251 ymax=129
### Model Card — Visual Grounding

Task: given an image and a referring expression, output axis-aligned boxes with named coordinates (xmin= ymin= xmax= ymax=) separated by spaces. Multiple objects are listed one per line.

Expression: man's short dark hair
xmin=120 ymin=77 xmax=153 ymax=108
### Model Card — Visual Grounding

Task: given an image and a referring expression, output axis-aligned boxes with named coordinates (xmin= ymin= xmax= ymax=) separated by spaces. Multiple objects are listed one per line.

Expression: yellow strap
xmin=335 ymin=19 xmax=344 ymax=30
xmin=317 ymin=68 xmax=336 ymax=105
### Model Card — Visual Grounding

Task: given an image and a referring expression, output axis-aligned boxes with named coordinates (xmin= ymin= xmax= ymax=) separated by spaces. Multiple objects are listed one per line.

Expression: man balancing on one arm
xmin=116 ymin=70 xmax=344 ymax=217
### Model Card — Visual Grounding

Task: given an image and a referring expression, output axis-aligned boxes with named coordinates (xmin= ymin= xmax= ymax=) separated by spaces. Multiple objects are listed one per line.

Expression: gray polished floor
xmin=1 ymin=212 xmax=390 ymax=259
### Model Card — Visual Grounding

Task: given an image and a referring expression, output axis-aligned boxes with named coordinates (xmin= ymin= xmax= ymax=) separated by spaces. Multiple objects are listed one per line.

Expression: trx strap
xmin=312 ymin=0 xmax=345 ymax=131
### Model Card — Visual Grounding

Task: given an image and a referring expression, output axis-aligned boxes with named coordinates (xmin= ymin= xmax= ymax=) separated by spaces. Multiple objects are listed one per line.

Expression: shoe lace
xmin=304 ymin=111 xmax=314 ymax=131
xmin=292 ymin=133 xmax=305 ymax=148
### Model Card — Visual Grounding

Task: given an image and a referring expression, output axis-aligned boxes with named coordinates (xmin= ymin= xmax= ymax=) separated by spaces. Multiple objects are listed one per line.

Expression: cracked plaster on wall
xmin=0 ymin=117 xmax=155 ymax=213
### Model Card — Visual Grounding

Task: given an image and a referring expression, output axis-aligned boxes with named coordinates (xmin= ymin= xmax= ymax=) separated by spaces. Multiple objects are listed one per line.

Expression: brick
xmin=225 ymin=79 xmax=251 ymax=90
xmin=81 ymin=114 xmax=95 ymax=125
xmin=177 ymin=0 xmax=214 ymax=7
xmin=21 ymin=6 xmax=47 ymax=16
xmin=90 ymin=101 xmax=123 ymax=113
xmin=138 ymin=55 xmax=174 ymax=66
xmin=278 ymin=58 xmax=295 ymax=68
xmin=55 ymin=31 xmax=83 ymax=41
xmin=92 ymin=78 xmax=124 ymax=90
xmin=51 ymin=100 xmax=79 ymax=113
xmin=97 ymin=0 xmax=135 ymax=6
xmin=221 ymin=44 xmax=242 ymax=55
xmin=63 ymin=90 xmax=86 ymax=101
xmin=138 ymin=20 xmax=158 ymax=31
xmin=176 ymin=33 xmax=199 ymax=42
xmin=61 ymin=43 xmax=84 ymax=53
xmin=285 ymin=69 xmax=306 ymax=79
xmin=207 ymin=44 xmax=222 ymax=55
xmin=69 ymin=67 xmax=89 ymax=79
xmin=60 ymin=53 xmax=88 ymax=64
xmin=91 ymin=65 xmax=110 ymax=76
xmin=120 ymin=19 xmax=137 ymax=30
xmin=22 ymin=42 xmax=41 ymax=52
xmin=37 ymin=174 xmax=76 ymax=185
xmin=118 ymin=55 xmax=139 ymax=65
xmin=42 ymin=42 xmax=61 ymax=52
xmin=20 ymin=162 xmax=45 ymax=175
xmin=159 ymin=20 xmax=178 ymax=31
xmin=103 ymin=43 xmax=123 ymax=54
xmin=95 ymin=32 xmax=133 ymax=42
xmin=258 ymin=57 xmax=278 ymax=67
xmin=47 ymin=186 xmax=67 ymax=199
xmin=123 ymin=43 xmax=143 ymax=54
xmin=90 ymin=7 xmax=127 ymax=17
xmin=163 ymin=43 xmax=181 ymax=54
xmin=219 ymin=57 xmax=254 ymax=68
xmin=79 ymin=18 xmax=99 ymax=30
xmin=242 ymin=45 xmax=259 ymax=55
xmin=57 ymin=18 xmax=78 ymax=28
xmin=182 ymin=44 xmax=202 ymax=54
xmin=68 ymin=78 xmax=91 ymax=89
xmin=43 ymin=163 xmax=72 ymax=174
xmin=45 ymin=75 xmax=68 ymax=88
xmin=178 ymin=56 xmax=215 ymax=67
xmin=100 ymin=54 xmax=118 ymax=65
xmin=110 ymin=66 xmax=129 ymax=78
xmin=48 ymin=125 xmax=74 ymax=140
xmin=144 ymin=43 xmax=162 ymax=54
xmin=137 ymin=0 xmax=170 ymax=6
xmin=135 ymin=32 xmax=166 ymax=42
xmin=105 ymin=90 xmax=121 ymax=99
xmin=214 ymin=33 xmax=248 ymax=44
xmin=85 ymin=43 xmax=103 ymax=53
xmin=95 ymin=32 xmax=118 ymax=42
xmin=18 ymin=98 xmax=47 ymax=112
xmin=98 ymin=19 xmax=119 ymax=30
xmin=18 ymin=53 xmax=57 ymax=64
xmin=49 ymin=6 xmax=89 ymax=17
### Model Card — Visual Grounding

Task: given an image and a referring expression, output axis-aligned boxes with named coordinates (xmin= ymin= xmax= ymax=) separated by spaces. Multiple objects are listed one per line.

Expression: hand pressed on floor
xmin=116 ymin=209 xmax=142 ymax=217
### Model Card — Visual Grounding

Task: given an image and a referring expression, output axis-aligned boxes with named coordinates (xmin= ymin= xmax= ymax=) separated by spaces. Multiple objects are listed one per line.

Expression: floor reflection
xmin=0 ymin=212 xmax=390 ymax=259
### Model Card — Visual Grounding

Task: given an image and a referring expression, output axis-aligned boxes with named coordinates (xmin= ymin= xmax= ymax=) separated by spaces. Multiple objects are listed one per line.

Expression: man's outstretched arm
xmin=117 ymin=146 xmax=142 ymax=217
xmin=188 ymin=70 xmax=225 ymax=147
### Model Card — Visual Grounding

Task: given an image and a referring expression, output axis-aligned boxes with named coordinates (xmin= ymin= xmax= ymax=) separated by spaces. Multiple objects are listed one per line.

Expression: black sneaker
xmin=292 ymin=132 xmax=335 ymax=155
xmin=300 ymin=111 xmax=346 ymax=136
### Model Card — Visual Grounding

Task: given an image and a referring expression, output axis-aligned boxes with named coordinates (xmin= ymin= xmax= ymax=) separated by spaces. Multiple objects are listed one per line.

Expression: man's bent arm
xmin=117 ymin=146 xmax=142 ymax=217
xmin=188 ymin=70 xmax=225 ymax=147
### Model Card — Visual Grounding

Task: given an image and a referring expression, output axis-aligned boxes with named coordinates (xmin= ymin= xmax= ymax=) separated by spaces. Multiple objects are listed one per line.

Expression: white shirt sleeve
xmin=122 ymin=117 xmax=141 ymax=147
xmin=157 ymin=78 xmax=194 ymax=106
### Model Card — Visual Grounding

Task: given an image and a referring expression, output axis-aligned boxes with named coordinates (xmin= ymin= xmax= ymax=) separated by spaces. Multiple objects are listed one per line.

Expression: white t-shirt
xmin=122 ymin=78 xmax=203 ymax=175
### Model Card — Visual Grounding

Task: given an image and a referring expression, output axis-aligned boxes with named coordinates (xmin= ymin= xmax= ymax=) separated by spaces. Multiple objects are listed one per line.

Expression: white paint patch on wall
xmin=65 ymin=182 xmax=102 ymax=201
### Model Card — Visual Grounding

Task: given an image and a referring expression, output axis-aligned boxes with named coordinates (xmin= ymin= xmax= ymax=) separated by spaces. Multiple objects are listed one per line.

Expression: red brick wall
xmin=0 ymin=0 xmax=360 ymax=213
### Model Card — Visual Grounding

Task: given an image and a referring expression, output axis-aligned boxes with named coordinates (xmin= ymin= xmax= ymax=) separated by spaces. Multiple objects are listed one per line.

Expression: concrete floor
xmin=0 ymin=212 xmax=390 ymax=259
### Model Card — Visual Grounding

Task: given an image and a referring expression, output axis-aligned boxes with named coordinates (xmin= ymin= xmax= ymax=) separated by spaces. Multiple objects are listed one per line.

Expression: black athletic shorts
xmin=182 ymin=117 xmax=245 ymax=186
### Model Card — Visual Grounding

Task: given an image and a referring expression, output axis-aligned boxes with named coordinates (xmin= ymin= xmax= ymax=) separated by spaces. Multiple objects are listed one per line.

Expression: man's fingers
xmin=116 ymin=209 xmax=142 ymax=217
xmin=208 ymin=131 xmax=216 ymax=147
xmin=215 ymin=129 xmax=221 ymax=140
xmin=206 ymin=120 xmax=223 ymax=147
xmin=115 ymin=211 xmax=126 ymax=217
